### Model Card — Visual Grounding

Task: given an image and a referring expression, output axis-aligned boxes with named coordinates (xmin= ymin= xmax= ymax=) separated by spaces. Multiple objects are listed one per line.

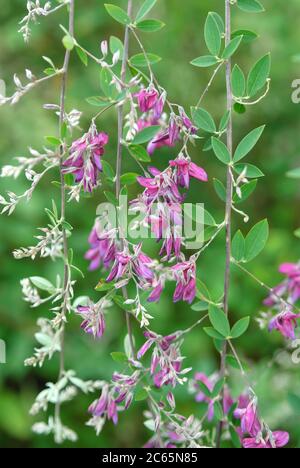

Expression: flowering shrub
xmin=0 ymin=0 xmax=297 ymax=448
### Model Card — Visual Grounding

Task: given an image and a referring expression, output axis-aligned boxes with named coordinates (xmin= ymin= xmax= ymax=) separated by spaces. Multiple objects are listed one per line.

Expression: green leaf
xmin=196 ymin=279 xmax=211 ymax=301
xmin=213 ymin=178 xmax=226 ymax=202
xmin=132 ymin=125 xmax=160 ymax=144
xmin=104 ymin=191 xmax=118 ymax=205
xmin=231 ymin=317 xmax=250 ymax=339
xmin=245 ymin=219 xmax=269 ymax=262
xmin=120 ymin=172 xmax=139 ymax=185
xmin=136 ymin=0 xmax=157 ymax=22
xmin=76 ymin=47 xmax=88 ymax=66
xmin=230 ymin=426 xmax=242 ymax=448
xmin=128 ymin=144 xmax=151 ymax=162
xmin=214 ymin=401 xmax=224 ymax=421
xmin=62 ymin=35 xmax=75 ymax=51
xmin=192 ymin=107 xmax=216 ymax=133
xmin=222 ymin=36 xmax=243 ymax=60
xmin=190 ymin=56 xmax=219 ymax=68
xmin=135 ymin=388 xmax=149 ymax=402
xmin=247 ymin=54 xmax=271 ymax=97
xmin=111 ymin=352 xmax=128 ymax=363
xmin=287 ymin=167 xmax=300 ymax=179
xmin=233 ymin=179 xmax=257 ymax=204
xmin=231 ymin=64 xmax=246 ymax=97
xmin=86 ymin=96 xmax=110 ymax=107
xmin=136 ymin=19 xmax=165 ymax=32
xmin=204 ymin=327 xmax=224 ymax=340
xmin=104 ymin=4 xmax=131 ymax=25
xmin=237 ymin=0 xmax=265 ymax=13
xmin=45 ymin=136 xmax=61 ymax=146
xmin=212 ymin=137 xmax=231 ymax=164
xmin=234 ymin=103 xmax=246 ymax=114
xmin=113 ymin=295 xmax=134 ymax=312
xmin=210 ymin=12 xmax=224 ymax=35
xmin=191 ymin=301 xmax=209 ymax=312
xmin=102 ymin=160 xmax=115 ymax=179
xmin=30 ymin=276 xmax=55 ymax=293
xmin=212 ymin=378 xmax=225 ymax=398
xmin=100 ymin=68 xmax=116 ymax=99
xmin=204 ymin=12 xmax=222 ymax=56
xmin=219 ymin=110 xmax=230 ymax=132
xmin=204 ymin=209 xmax=217 ymax=226
xmin=197 ymin=381 xmax=212 ymax=398
xmin=109 ymin=36 xmax=124 ymax=57
xmin=226 ymin=355 xmax=241 ymax=370
xmin=95 ymin=279 xmax=115 ymax=292
xmin=209 ymin=305 xmax=231 ymax=338
xmin=232 ymin=29 xmax=258 ymax=44
xmin=232 ymin=230 xmax=245 ymax=262
xmin=233 ymin=126 xmax=265 ymax=162
xmin=234 ymin=163 xmax=264 ymax=178
xmin=129 ymin=53 xmax=161 ymax=68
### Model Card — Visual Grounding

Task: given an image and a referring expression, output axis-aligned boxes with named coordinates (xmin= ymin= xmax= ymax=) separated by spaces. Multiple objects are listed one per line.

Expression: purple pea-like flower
xmin=169 ymin=155 xmax=208 ymax=189
xmin=76 ymin=299 xmax=106 ymax=339
xmin=63 ymin=125 xmax=108 ymax=192
xmin=242 ymin=431 xmax=289 ymax=449
xmin=85 ymin=222 xmax=116 ymax=271
xmin=264 ymin=262 xmax=300 ymax=307
xmin=136 ymin=87 xmax=159 ymax=113
xmin=234 ymin=396 xmax=261 ymax=437
xmin=268 ymin=308 xmax=300 ymax=340
xmin=172 ymin=259 xmax=197 ymax=304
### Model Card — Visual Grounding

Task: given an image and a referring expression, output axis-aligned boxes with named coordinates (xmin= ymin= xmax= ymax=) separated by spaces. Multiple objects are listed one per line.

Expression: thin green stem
xmin=216 ymin=0 xmax=233 ymax=448
xmin=54 ymin=0 xmax=75 ymax=439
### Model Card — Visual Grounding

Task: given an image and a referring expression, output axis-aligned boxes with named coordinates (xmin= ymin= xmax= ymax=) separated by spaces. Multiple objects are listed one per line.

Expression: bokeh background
xmin=0 ymin=0 xmax=300 ymax=448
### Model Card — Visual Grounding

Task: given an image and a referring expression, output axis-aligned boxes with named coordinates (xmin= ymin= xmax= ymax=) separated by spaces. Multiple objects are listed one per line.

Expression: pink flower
xmin=76 ymin=299 xmax=107 ymax=339
xmin=169 ymin=155 xmax=208 ymax=189
xmin=179 ymin=108 xmax=197 ymax=134
xmin=234 ymin=396 xmax=261 ymax=437
xmin=106 ymin=245 xmax=155 ymax=287
xmin=63 ymin=126 xmax=108 ymax=192
xmin=106 ymin=251 xmax=131 ymax=283
xmin=147 ymin=131 xmax=177 ymax=155
xmin=172 ymin=259 xmax=196 ymax=304
xmin=264 ymin=262 xmax=300 ymax=307
xmin=85 ymin=223 xmax=116 ymax=271
xmin=269 ymin=309 xmax=300 ymax=340
xmin=137 ymin=332 xmax=183 ymax=388
xmin=147 ymin=280 xmax=164 ymax=303
xmin=136 ymin=87 xmax=159 ymax=113
xmin=234 ymin=394 xmax=289 ymax=449
xmin=137 ymin=166 xmax=183 ymax=205
xmin=242 ymin=431 xmax=289 ymax=449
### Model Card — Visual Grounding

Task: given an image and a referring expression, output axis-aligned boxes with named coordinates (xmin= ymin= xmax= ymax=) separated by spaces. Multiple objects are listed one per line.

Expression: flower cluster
xmin=234 ymin=395 xmax=289 ymax=449
xmin=63 ymin=124 xmax=108 ymax=194
xmin=264 ymin=263 xmax=300 ymax=339
xmin=76 ymin=297 xmax=112 ymax=339
xmin=137 ymin=331 xmax=190 ymax=387
xmin=87 ymin=371 xmax=140 ymax=433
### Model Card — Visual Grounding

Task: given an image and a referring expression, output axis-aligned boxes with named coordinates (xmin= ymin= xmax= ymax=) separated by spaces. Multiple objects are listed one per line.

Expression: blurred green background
xmin=0 ymin=0 xmax=300 ymax=448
